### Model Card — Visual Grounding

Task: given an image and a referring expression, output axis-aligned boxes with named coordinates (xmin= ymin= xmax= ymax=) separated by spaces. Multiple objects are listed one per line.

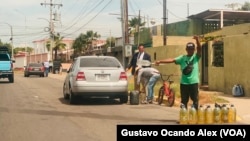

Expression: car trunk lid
xmin=76 ymin=68 xmax=127 ymax=82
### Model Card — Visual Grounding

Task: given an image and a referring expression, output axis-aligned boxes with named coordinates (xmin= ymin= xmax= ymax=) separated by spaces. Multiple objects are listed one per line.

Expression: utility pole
xmin=163 ymin=0 xmax=167 ymax=46
xmin=121 ymin=0 xmax=128 ymax=67
xmin=124 ymin=0 xmax=129 ymax=45
xmin=137 ymin=10 xmax=140 ymax=46
xmin=10 ymin=25 xmax=14 ymax=59
xmin=41 ymin=0 xmax=62 ymax=61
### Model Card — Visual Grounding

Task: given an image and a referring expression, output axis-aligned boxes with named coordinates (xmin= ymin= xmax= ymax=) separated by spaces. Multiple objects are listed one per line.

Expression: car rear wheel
xmin=8 ymin=75 xmax=14 ymax=83
xmin=63 ymin=83 xmax=69 ymax=100
xmin=69 ymin=87 xmax=76 ymax=104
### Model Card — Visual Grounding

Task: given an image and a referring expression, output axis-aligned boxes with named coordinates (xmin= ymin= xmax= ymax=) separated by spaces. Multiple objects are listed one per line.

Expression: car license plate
xmin=96 ymin=74 xmax=109 ymax=81
xmin=34 ymin=68 xmax=39 ymax=71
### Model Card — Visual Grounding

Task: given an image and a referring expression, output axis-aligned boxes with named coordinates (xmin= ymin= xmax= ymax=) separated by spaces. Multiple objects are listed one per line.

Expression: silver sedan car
xmin=63 ymin=56 xmax=128 ymax=104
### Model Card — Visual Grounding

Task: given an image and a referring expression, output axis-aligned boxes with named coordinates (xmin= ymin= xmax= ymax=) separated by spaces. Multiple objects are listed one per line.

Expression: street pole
xmin=49 ymin=1 xmax=54 ymax=61
xmin=163 ymin=0 xmax=167 ymax=46
xmin=10 ymin=26 xmax=14 ymax=59
xmin=137 ymin=10 xmax=140 ymax=46
xmin=41 ymin=0 xmax=62 ymax=61
xmin=2 ymin=23 xmax=14 ymax=59
xmin=120 ymin=0 xmax=125 ymax=67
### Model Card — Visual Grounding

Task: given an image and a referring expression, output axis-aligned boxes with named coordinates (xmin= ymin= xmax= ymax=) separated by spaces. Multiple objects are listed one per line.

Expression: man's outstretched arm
xmin=155 ymin=58 xmax=175 ymax=65
xmin=194 ymin=35 xmax=202 ymax=57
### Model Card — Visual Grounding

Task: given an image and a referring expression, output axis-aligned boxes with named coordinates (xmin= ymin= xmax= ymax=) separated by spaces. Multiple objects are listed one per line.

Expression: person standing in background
xmin=43 ymin=60 xmax=50 ymax=77
xmin=49 ymin=60 xmax=53 ymax=73
xmin=126 ymin=44 xmax=151 ymax=90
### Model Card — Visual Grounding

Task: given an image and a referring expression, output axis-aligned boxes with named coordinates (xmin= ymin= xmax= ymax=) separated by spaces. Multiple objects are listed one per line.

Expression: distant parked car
xmin=63 ymin=56 xmax=128 ymax=104
xmin=24 ymin=63 xmax=45 ymax=77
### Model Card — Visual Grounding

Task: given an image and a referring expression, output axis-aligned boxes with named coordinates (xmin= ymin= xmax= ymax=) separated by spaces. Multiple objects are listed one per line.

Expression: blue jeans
xmin=45 ymin=67 xmax=49 ymax=77
xmin=147 ymin=74 xmax=160 ymax=101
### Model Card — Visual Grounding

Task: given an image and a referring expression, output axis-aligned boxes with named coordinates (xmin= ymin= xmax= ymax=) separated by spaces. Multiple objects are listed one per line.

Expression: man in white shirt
xmin=43 ymin=60 xmax=50 ymax=77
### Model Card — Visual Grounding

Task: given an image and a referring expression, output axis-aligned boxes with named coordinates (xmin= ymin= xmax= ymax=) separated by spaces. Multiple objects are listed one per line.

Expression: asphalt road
xmin=0 ymin=73 xmax=179 ymax=141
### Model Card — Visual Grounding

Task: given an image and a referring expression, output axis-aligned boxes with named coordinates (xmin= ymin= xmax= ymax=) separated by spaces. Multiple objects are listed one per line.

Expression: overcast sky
xmin=0 ymin=0 xmax=248 ymax=47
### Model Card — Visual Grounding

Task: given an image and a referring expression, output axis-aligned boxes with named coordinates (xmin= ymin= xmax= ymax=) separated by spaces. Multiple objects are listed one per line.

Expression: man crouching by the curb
xmin=136 ymin=67 xmax=160 ymax=104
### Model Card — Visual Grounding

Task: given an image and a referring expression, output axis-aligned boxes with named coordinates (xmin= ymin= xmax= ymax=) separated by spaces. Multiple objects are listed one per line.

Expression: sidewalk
xmin=192 ymin=90 xmax=250 ymax=124
xmin=215 ymin=92 xmax=250 ymax=124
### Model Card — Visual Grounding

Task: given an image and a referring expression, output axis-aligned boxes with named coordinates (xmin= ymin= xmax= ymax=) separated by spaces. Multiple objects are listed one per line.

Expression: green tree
xmin=72 ymin=33 xmax=87 ymax=57
xmin=85 ymin=30 xmax=100 ymax=54
xmin=53 ymin=33 xmax=66 ymax=60
xmin=46 ymin=33 xmax=66 ymax=60
xmin=239 ymin=2 xmax=250 ymax=10
xmin=72 ymin=30 xmax=100 ymax=56
xmin=128 ymin=17 xmax=146 ymax=35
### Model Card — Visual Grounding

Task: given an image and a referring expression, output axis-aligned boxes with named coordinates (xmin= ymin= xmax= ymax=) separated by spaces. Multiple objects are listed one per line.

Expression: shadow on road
xmin=58 ymin=97 xmax=124 ymax=106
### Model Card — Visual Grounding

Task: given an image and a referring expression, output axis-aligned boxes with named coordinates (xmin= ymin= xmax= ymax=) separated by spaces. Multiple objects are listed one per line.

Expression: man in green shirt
xmin=155 ymin=35 xmax=201 ymax=110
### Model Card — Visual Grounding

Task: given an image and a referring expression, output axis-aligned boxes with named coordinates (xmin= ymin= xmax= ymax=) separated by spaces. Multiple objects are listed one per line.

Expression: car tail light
xmin=76 ymin=72 xmax=85 ymax=81
xmin=119 ymin=72 xmax=127 ymax=81
xmin=28 ymin=67 xmax=32 ymax=71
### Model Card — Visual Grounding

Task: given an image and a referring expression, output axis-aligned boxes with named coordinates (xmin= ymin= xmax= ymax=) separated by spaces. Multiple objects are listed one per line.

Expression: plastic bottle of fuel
xmin=221 ymin=104 xmax=229 ymax=123
xmin=205 ymin=105 xmax=213 ymax=124
xmin=197 ymin=105 xmax=205 ymax=124
xmin=179 ymin=103 xmax=188 ymax=124
xmin=213 ymin=103 xmax=221 ymax=124
xmin=189 ymin=104 xmax=197 ymax=124
xmin=228 ymin=104 xmax=236 ymax=123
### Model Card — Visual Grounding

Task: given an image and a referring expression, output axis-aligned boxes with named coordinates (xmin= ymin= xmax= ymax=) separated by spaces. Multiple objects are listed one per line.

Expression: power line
xmin=41 ymin=0 xmax=63 ymax=61
xmin=63 ymin=0 xmax=112 ymax=37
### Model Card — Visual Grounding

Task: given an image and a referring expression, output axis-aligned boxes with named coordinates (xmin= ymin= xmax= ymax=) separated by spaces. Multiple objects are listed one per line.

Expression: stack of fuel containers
xmin=179 ymin=103 xmax=236 ymax=124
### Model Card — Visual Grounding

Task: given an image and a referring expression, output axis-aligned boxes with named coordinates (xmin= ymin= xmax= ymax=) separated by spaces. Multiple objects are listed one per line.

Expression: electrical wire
xmin=63 ymin=0 xmax=112 ymax=37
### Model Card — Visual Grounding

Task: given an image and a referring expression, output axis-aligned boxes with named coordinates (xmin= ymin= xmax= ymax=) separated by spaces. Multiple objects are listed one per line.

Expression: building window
xmin=212 ymin=41 xmax=224 ymax=67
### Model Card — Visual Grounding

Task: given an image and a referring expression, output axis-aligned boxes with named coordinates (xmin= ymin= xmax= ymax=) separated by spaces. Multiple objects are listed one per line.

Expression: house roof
xmin=188 ymin=9 xmax=250 ymax=21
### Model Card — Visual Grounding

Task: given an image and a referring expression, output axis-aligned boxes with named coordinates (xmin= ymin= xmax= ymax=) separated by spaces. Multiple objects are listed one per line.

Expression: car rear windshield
xmin=0 ymin=54 xmax=10 ymax=61
xmin=80 ymin=57 xmax=121 ymax=67
xmin=29 ymin=63 xmax=43 ymax=67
